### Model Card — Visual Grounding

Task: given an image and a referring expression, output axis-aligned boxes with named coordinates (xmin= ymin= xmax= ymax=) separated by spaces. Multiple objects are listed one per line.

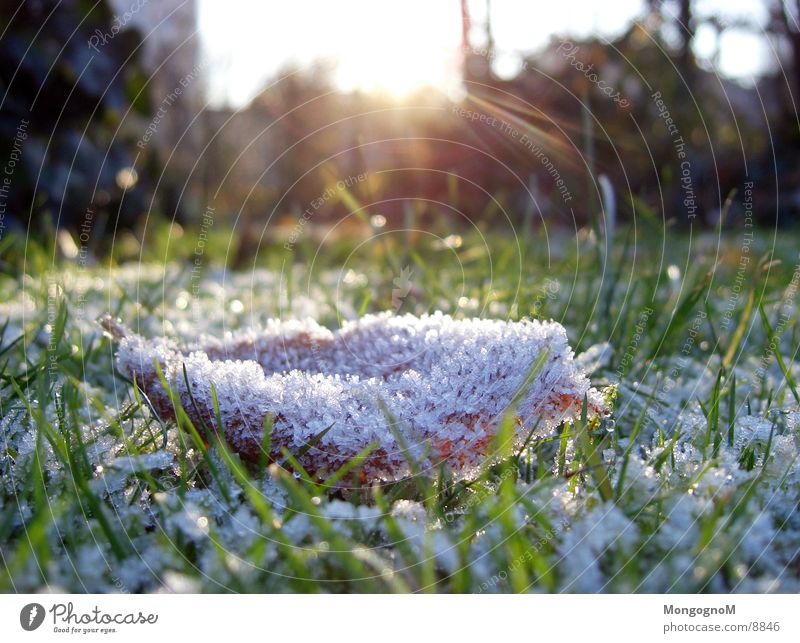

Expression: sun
xmin=329 ymin=3 xmax=462 ymax=97
xmin=335 ymin=49 xmax=446 ymax=97
xmin=334 ymin=35 xmax=458 ymax=97
xmin=199 ymin=0 xmax=462 ymax=106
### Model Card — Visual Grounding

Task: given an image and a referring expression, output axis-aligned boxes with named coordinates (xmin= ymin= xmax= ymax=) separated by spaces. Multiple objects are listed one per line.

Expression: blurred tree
xmin=644 ymin=0 xmax=696 ymax=88
xmin=0 ymin=0 xmax=151 ymax=242
xmin=768 ymin=0 xmax=800 ymax=98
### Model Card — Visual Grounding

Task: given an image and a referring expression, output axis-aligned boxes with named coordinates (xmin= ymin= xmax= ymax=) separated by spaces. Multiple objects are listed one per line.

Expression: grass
xmin=1 ymin=215 xmax=799 ymax=593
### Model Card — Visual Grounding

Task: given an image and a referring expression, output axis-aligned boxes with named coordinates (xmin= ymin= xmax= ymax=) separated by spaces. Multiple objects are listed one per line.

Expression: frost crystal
xmin=103 ymin=312 xmax=607 ymax=482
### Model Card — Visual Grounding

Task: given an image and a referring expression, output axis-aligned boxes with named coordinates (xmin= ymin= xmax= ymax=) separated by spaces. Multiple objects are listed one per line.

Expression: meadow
xmin=1 ymin=216 xmax=799 ymax=593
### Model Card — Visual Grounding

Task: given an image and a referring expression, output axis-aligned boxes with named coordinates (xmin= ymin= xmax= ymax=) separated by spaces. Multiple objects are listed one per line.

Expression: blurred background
xmin=0 ymin=0 xmax=797 ymax=262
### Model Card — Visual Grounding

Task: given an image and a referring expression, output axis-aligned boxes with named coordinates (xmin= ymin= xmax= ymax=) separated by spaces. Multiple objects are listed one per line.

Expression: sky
xmin=198 ymin=0 xmax=776 ymax=108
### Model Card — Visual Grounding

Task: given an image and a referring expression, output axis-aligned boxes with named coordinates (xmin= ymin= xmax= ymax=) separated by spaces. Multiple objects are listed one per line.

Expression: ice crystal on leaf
xmin=103 ymin=312 xmax=608 ymax=483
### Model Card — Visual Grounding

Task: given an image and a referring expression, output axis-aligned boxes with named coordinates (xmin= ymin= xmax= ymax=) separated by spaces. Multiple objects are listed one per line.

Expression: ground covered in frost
xmin=1 ymin=230 xmax=799 ymax=593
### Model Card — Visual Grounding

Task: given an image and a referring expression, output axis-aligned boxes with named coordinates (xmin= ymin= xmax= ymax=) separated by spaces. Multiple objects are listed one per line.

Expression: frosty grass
xmin=1 ymin=246 xmax=800 ymax=593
